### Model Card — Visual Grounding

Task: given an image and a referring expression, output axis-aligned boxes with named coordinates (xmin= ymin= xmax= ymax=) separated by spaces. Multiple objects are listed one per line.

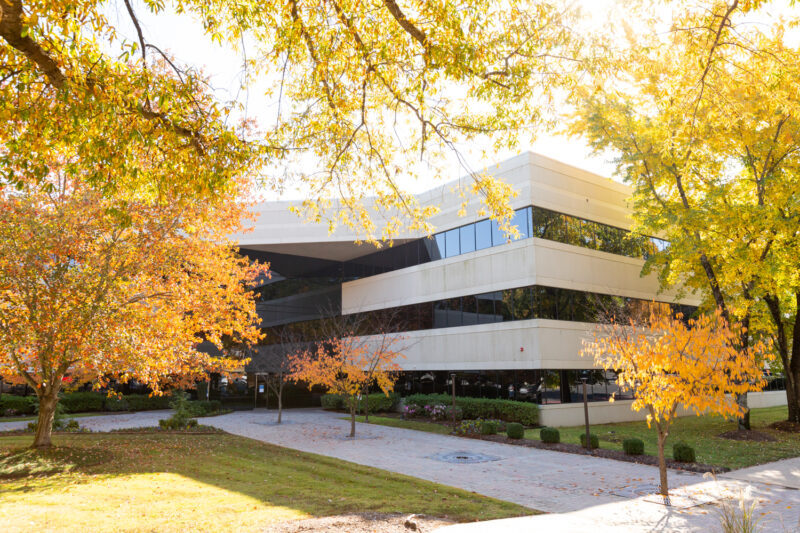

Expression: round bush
xmin=480 ymin=420 xmax=498 ymax=435
xmin=673 ymin=441 xmax=696 ymax=463
xmin=506 ymin=422 xmax=524 ymax=439
xmin=622 ymin=438 xmax=645 ymax=456
xmin=540 ymin=427 xmax=560 ymax=443
xmin=579 ymin=433 xmax=600 ymax=449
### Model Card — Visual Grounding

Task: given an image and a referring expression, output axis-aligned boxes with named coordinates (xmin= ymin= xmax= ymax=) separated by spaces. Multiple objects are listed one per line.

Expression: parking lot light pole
xmin=450 ymin=373 xmax=457 ymax=426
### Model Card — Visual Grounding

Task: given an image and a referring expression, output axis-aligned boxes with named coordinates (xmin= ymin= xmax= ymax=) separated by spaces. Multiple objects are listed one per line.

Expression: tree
xmin=0 ymin=172 xmax=266 ymax=448
xmin=289 ymin=316 xmax=405 ymax=437
xmin=581 ymin=303 xmax=772 ymax=500
xmin=1 ymin=0 xmax=582 ymax=239
xmin=572 ymin=1 xmax=800 ymax=425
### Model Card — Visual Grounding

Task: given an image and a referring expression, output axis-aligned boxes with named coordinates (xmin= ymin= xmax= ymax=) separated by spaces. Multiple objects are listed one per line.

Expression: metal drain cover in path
xmin=428 ymin=451 xmax=501 ymax=464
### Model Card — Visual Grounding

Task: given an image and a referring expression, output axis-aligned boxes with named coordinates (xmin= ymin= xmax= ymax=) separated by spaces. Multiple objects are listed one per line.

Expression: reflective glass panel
xmin=475 ymin=219 xmax=492 ymax=250
xmin=460 ymin=224 xmax=476 ymax=254
xmin=445 ymin=228 xmax=460 ymax=257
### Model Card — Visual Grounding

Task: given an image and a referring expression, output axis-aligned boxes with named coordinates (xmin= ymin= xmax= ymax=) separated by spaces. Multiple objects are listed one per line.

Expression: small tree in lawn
xmin=289 ymin=323 xmax=404 ymax=438
xmin=581 ymin=303 xmax=772 ymax=501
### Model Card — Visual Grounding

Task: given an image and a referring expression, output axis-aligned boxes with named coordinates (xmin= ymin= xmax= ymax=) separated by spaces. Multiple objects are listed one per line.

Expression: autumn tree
xmin=1 ymin=0 xmax=583 ymax=240
xmin=582 ymin=304 xmax=772 ymax=500
xmin=0 ymin=171 xmax=266 ymax=448
xmin=572 ymin=1 xmax=800 ymax=425
xmin=289 ymin=314 xmax=405 ymax=437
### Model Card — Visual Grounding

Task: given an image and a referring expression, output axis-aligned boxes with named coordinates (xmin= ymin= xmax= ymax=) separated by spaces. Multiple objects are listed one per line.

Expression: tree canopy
xmin=1 ymin=0 xmax=581 ymax=239
xmin=572 ymin=0 xmax=800 ymax=422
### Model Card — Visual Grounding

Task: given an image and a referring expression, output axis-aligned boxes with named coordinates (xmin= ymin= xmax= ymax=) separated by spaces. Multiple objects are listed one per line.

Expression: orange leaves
xmin=582 ymin=304 xmax=774 ymax=426
xmin=0 ymin=174 xmax=263 ymax=396
xmin=288 ymin=333 xmax=404 ymax=399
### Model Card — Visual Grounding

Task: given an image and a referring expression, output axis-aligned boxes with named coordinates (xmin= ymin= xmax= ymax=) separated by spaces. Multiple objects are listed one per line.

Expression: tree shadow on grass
xmin=0 ymin=431 xmax=531 ymax=524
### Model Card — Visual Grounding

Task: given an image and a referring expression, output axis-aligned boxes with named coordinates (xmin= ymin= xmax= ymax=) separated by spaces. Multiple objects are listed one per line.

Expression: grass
xmin=526 ymin=406 xmax=800 ymax=469
xmin=348 ymin=415 xmax=452 ymax=435
xmin=0 ymin=432 xmax=532 ymax=532
xmin=0 ymin=412 xmax=107 ymax=423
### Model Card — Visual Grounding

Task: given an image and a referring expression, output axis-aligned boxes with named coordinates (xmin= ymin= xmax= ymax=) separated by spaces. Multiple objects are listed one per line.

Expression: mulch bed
xmin=771 ymin=420 xmax=800 ymax=433
xmin=469 ymin=434 xmax=729 ymax=474
xmin=267 ymin=513 xmax=454 ymax=533
xmin=719 ymin=429 xmax=777 ymax=442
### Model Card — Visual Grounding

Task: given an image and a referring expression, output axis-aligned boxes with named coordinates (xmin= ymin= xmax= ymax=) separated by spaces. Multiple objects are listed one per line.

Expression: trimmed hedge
xmin=59 ymin=392 xmax=105 ymax=413
xmin=0 ymin=394 xmax=37 ymax=415
xmin=480 ymin=420 xmax=498 ymax=435
xmin=122 ymin=394 xmax=172 ymax=411
xmin=623 ymin=438 xmax=644 ymax=456
xmin=579 ymin=433 xmax=600 ymax=449
xmin=540 ymin=427 xmax=560 ymax=443
xmin=506 ymin=422 xmax=524 ymax=439
xmin=673 ymin=442 xmax=696 ymax=463
xmin=403 ymin=394 xmax=539 ymax=426
xmin=320 ymin=393 xmax=398 ymax=413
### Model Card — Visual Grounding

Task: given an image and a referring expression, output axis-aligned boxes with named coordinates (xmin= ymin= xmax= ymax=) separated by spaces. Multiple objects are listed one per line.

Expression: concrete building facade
xmin=239 ymin=152 xmax=784 ymax=425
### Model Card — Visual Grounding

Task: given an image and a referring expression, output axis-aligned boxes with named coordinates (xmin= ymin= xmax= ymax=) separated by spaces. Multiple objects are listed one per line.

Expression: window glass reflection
xmin=445 ymin=228 xmax=460 ymax=257
xmin=460 ymin=224 xmax=475 ymax=254
xmin=475 ymin=219 xmax=492 ymax=250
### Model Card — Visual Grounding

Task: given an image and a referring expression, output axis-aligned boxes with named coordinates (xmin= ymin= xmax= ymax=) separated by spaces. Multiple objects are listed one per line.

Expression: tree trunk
xmin=786 ymin=368 xmax=800 ymax=423
xmin=736 ymin=393 xmax=751 ymax=430
xmin=32 ymin=390 xmax=58 ymax=449
xmin=349 ymin=397 xmax=356 ymax=438
xmin=277 ymin=380 xmax=283 ymax=424
xmin=656 ymin=431 xmax=669 ymax=502
xmin=363 ymin=387 xmax=370 ymax=423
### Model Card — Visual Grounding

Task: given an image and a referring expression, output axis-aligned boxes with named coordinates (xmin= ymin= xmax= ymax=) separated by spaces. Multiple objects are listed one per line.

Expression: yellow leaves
xmin=581 ymin=304 xmax=774 ymax=427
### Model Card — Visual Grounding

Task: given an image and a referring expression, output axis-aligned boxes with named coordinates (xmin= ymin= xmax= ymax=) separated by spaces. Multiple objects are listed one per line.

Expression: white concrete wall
xmin=342 ymin=238 xmax=697 ymax=315
xmin=539 ymin=391 xmax=788 ymax=427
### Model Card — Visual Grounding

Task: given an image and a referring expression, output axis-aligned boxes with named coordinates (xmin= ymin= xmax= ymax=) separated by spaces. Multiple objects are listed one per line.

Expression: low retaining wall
xmin=539 ymin=390 xmax=787 ymax=427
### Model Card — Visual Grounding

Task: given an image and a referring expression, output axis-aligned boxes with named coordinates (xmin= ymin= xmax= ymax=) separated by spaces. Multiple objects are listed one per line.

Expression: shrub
xmin=59 ymin=391 xmax=106 ymax=413
xmin=123 ymin=393 xmax=172 ymax=411
xmin=192 ymin=400 xmax=222 ymax=416
xmin=402 ymin=394 xmax=538 ymax=425
xmin=320 ymin=394 xmax=345 ymax=410
xmin=506 ymin=422 xmax=524 ymax=439
xmin=104 ymin=397 xmax=129 ymax=411
xmin=358 ymin=393 xmax=397 ymax=413
xmin=579 ymin=433 xmax=600 ymax=449
xmin=444 ymin=405 xmax=463 ymax=422
xmin=480 ymin=420 xmax=498 ymax=435
xmin=0 ymin=394 xmax=37 ymax=415
xmin=540 ymin=427 xmax=560 ymax=443
xmin=158 ymin=392 xmax=198 ymax=430
xmin=623 ymin=438 xmax=645 ymax=455
xmin=673 ymin=442 xmax=696 ymax=463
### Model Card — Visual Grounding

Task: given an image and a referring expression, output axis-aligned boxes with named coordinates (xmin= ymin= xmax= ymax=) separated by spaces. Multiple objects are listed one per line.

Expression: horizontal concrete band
xmin=539 ymin=390 xmax=788 ymax=427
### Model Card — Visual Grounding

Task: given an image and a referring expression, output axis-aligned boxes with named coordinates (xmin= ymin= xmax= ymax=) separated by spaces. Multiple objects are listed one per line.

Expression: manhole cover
xmin=427 ymin=451 xmax=501 ymax=464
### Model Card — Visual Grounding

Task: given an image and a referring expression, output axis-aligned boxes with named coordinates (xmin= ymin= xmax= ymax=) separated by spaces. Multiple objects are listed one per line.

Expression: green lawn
xmin=0 ymin=432 xmax=532 ymax=532
xmin=527 ymin=406 xmax=800 ymax=469
xmin=349 ymin=415 xmax=452 ymax=435
xmin=0 ymin=412 xmax=108 ymax=424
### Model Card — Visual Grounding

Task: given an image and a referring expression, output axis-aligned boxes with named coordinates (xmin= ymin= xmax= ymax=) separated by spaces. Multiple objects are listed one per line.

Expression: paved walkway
xmin=2 ymin=409 xmax=799 ymax=531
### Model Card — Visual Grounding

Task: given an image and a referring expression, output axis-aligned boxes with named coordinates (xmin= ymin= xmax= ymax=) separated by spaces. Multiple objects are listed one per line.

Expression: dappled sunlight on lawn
xmin=0 ymin=472 xmax=307 ymax=532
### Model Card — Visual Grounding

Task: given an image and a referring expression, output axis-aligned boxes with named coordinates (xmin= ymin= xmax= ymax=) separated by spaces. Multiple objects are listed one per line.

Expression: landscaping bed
xmin=472 ymin=433 xmax=729 ymax=473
